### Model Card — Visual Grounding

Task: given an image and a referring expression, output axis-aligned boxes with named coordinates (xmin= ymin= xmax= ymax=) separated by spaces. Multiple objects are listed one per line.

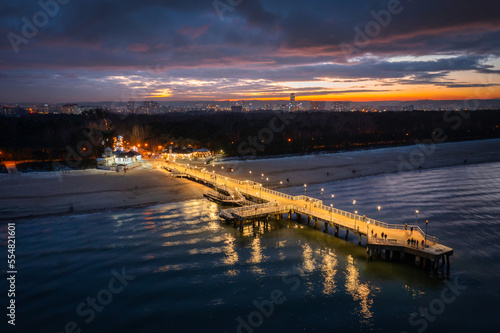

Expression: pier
xmin=162 ymin=161 xmax=454 ymax=270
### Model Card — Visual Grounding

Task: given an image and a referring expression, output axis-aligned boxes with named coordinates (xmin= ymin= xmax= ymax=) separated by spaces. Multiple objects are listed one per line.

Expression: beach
xmin=212 ymin=138 xmax=500 ymax=187
xmin=0 ymin=165 xmax=206 ymax=220
xmin=1 ymin=138 xmax=499 ymax=220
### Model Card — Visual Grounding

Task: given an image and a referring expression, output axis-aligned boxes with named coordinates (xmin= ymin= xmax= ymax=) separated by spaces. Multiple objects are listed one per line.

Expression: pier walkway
xmin=161 ymin=160 xmax=453 ymax=269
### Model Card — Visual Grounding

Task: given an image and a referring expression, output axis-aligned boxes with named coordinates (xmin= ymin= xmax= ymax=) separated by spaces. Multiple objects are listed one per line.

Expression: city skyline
xmin=1 ymin=0 xmax=499 ymax=102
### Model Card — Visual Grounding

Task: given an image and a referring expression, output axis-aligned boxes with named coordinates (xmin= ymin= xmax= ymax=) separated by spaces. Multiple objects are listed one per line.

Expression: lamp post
xmin=331 ymin=194 xmax=335 ymax=207
xmin=249 ymin=170 xmax=252 ymax=183
xmin=330 ymin=204 xmax=333 ymax=223
xmin=261 ymin=173 xmax=264 ymax=181
xmin=367 ymin=221 xmax=370 ymax=243
xmin=415 ymin=210 xmax=419 ymax=226
xmin=304 ymin=184 xmax=307 ymax=196
xmin=354 ymin=210 xmax=358 ymax=229
xmin=321 ymin=188 xmax=324 ymax=201
xmin=280 ymin=181 xmax=283 ymax=189
xmin=259 ymin=184 xmax=262 ymax=201
xmin=377 ymin=206 xmax=381 ymax=221
xmin=353 ymin=200 xmax=356 ymax=214
xmin=425 ymin=220 xmax=428 ymax=247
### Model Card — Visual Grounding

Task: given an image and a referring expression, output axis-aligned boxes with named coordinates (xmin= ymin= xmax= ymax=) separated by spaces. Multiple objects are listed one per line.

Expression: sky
xmin=1 ymin=0 xmax=500 ymax=103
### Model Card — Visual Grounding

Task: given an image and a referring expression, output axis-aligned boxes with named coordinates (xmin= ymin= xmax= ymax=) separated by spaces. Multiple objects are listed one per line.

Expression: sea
xmin=2 ymin=161 xmax=500 ymax=333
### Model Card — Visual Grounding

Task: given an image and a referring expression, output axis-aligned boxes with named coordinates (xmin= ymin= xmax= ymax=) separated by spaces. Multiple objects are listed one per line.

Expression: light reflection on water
xmin=9 ymin=162 xmax=500 ymax=332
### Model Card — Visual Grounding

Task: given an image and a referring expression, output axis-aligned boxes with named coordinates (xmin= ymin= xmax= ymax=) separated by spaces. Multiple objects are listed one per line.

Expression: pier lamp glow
xmin=377 ymin=206 xmax=381 ymax=220
xmin=304 ymin=184 xmax=307 ymax=195
xmin=321 ymin=188 xmax=324 ymax=201
xmin=367 ymin=221 xmax=370 ymax=242
xmin=280 ymin=181 xmax=283 ymax=189
xmin=353 ymin=200 xmax=356 ymax=213
xmin=425 ymin=220 xmax=429 ymax=246
xmin=330 ymin=204 xmax=333 ymax=223
xmin=415 ymin=210 xmax=419 ymax=225
xmin=249 ymin=170 xmax=252 ymax=183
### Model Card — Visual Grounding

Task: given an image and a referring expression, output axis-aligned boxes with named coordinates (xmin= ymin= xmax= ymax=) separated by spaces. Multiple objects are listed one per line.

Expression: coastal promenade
xmin=161 ymin=160 xmax=453 ymax=270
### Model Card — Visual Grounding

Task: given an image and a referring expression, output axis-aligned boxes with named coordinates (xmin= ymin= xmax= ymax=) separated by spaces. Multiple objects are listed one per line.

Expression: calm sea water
xmin=3 ymin=162 xmax=500 ymax=333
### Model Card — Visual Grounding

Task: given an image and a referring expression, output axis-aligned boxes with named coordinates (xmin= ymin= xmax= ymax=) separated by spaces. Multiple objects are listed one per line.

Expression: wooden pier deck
xmin=161 ymin=160 xmax=454 ymax=269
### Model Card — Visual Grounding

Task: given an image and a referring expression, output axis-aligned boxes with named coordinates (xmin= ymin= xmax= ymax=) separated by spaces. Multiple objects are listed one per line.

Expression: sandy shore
xmin=1 ymin=138 xmax=499 ymax=220
xmin=209 ymin=138 xmax=500 ymax=187
xmin=0 ymin=165 xmax=206 ymax=220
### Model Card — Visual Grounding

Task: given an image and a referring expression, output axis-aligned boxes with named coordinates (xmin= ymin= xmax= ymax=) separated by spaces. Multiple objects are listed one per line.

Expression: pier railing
xmin=165 ymin=161 xmax=439 ymax=244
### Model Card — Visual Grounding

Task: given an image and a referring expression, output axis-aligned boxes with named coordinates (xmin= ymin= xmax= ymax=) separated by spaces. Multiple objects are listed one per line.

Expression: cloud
xmin=0 ymin=0 xmax=499 ymax=101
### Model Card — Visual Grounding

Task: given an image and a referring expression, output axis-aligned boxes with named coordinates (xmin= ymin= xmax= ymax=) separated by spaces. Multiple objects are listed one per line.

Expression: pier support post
xmin=358 ymin=234 xmax=362 ymax=245
xmin=335 ymin=226 xmax=339 ymax=237
xmin=345 ymin=230 xmax=349 ymax=240
xmin=288 ymin=211 xmax=292 ymax=220
xmin=323 ymin=222 xmax=328 ymax=233
xmin=313 ymin=218 xmax=318 ymax=230
xmin=446 ymin=254 xmax=450 ymax=269
xmin=415 ymin=256 xmax=420 ymax=266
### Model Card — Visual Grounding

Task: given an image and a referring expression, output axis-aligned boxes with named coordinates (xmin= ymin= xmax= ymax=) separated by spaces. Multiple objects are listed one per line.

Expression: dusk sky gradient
xmin=1 ymin=0 xmax=500 ymax=102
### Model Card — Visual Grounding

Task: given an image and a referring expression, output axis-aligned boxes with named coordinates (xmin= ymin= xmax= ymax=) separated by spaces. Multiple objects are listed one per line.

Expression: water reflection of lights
xmin=403 ymin=284 xmax=425 ymax=298
xmin=345 ymin=255 xmax=378 ymax=324
xmin=222 ymin=234 xmax=239 ymax=266
xmin=321 ymin=249 xmax=338 ymax=295
xmin=301 ymin=243 xmax=316 ymax=274
xmin=247 ymin=237 xmax=268 ymax=276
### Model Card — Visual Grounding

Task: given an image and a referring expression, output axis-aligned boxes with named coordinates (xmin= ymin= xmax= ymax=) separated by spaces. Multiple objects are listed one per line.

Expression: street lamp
xmin=304 ymin=184 xmax=307 ymax=196
xmin=377 ymin=206 xmax=381 ymax=220
xmin=415 ymin=210 xmax=419 ymax=226
xmin=321 ymin=188 xmax=324 ymax=201
xmin=280 ymin=181 xmax=283 ymax=189
xmin=425 ymin=220 xmax=428 ymax=247
xmin=353 ymin=200 xmax=356 ymax=214
xmin=249 ymin=170 xmax=252 ymax=183
xmin=367 ymin=221 xmax=370 ymax=243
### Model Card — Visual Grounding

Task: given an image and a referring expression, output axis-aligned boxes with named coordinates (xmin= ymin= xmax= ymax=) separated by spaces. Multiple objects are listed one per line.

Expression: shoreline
xmin=0 ymin=165 xmax=207 ymax=220
xmin=2 ymin=138 xmax=500 ymax=220
xmin=211 ymin=138 xmax=500 ymax=188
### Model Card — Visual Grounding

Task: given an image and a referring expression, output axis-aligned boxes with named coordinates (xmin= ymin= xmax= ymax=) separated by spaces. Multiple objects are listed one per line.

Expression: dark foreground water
xmin=2 ymin=162 xmax=500 ymax=333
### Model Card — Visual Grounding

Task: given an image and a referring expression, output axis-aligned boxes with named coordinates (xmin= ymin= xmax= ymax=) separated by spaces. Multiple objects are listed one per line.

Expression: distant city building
xmin=331 ymin=101 xmax=351 ymax=111
xmin=127 ymin=101 xmax=136 ymax=113
xmin=310 ymin=101 xmax=326 ymax=110
xmin=141 ymin=101 xmax=159 ymax=114
xmin=290 ymin=93 xmax=295 ymax=103
xmin=61 ymin=104 xmax=78 ymax=114
xmin=231 ymin=105 xmax=243 ymax=112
